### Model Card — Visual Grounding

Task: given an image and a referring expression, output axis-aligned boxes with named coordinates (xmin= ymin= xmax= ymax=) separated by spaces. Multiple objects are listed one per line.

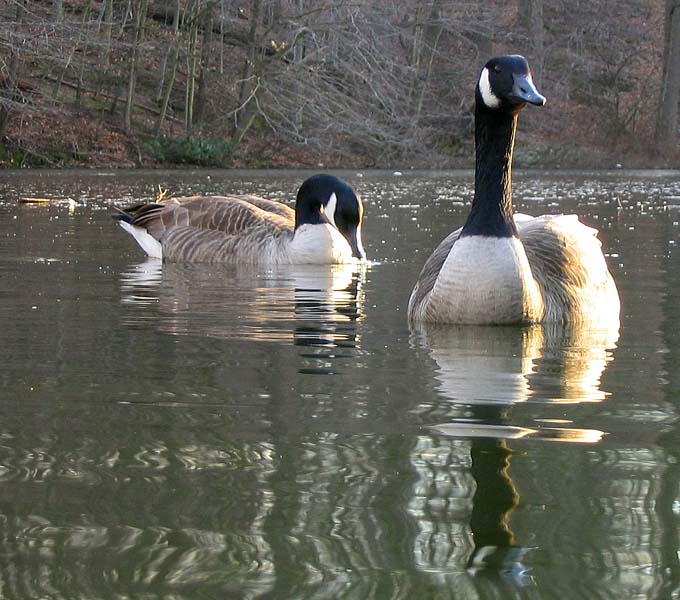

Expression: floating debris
xmin=20 ymin=196 xmax=78 ymax=213
xmin=19 ymin=197 xmax=52 ymax=204
xmin=155 ymin=185 xmax=171 ymax=202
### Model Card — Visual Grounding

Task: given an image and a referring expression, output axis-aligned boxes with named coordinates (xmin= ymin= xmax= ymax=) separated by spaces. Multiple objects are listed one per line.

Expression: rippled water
xmin=1 ymin=168 xmax=680 ymax=598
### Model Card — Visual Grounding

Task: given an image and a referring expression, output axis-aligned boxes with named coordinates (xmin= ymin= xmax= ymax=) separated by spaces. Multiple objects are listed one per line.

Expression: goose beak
xmin=346 ymin=226 xmax=365 ymax=260
xmin=511 ymin=73 xmax=546 ymax=106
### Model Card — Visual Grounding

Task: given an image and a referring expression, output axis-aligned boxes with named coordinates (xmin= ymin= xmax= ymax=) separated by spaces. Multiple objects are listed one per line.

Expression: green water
xmin=1 ymin=168 xmax=679 ymax=599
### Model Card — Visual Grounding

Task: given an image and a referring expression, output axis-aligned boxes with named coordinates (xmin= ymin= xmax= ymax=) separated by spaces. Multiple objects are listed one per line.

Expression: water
xmin=1 ymin=168 xmax=680 ymax=599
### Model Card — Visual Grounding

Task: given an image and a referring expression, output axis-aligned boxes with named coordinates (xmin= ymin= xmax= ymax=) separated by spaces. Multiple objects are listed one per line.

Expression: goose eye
xmin=493 ymin=64 xmax=501 ymax=73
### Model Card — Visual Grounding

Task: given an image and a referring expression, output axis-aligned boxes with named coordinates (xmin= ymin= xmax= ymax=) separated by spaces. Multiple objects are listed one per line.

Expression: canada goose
xmin=408 ymin=55 xmax=620 ymax=325
xmin=113 ymin=174 xmax=365 ymax=264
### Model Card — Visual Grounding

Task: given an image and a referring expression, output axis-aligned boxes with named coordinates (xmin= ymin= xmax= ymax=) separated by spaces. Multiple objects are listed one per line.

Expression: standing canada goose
xmin=113 ymin=174 xmax=365 ymax=264
xmin=408 ymin=55 xmax=619 ymax=325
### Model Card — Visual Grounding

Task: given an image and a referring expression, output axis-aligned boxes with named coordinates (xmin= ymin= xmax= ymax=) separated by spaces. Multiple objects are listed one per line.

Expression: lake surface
xmin=1 ymin=168 xmax=680 ymax=599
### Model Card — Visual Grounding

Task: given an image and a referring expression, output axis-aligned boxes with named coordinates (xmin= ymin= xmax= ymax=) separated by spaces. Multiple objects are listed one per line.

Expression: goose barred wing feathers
xmin=517 ymin=214 xmax=619 ymax=324
xmin=407 ymin=227 xmax=463 ymax=321
xmin=115 ymin=195 xmax=295 ymax=263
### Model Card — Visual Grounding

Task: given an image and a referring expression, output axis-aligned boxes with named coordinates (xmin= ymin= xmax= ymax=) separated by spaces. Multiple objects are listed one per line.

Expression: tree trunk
xmin=103 ymin=0 xmax=114 ymax=53
xmin=413 ymin=0 xmax=444 ymax=124
xmin=193 ymin=0 xmax=215 ymax=125
xmin=155 ymin=0 xmax=181 ymax=104
xmin=517 ymin=0 xmax=531 ymax=30
xmin=94 ymin=0 xmax=113 ymax=103
xmin=76 ymin=0 xmax=94 ymax=107
xmin=529 ymin=0 xmax=544 ymax=84
xmin=470 ymin=1 xmax=493 ymax=59
xmin=656 ymin=0 xmax=680 ymax=154
xmin=218 ymin=1 xmax=225 ymax=74
xmin=0 ymin=0 xmax=26 ymax=138
xmin=155 ymin=0 xmax=185 ymax=136
xmin=53 ymin=0 xmax=64 ymax=22
xmin=185 ymin=0 xmax=200 ymax=134
xmin=118 ymin=0 xmax=134 ymax=38
xmin=124 ymin=0 xmax=149 ymax=133
xmin=291 ymin=0 xmax=304 ymax=132
xmin=95 ymin=0 xmax=114 ymax=100
xmin=231 ymin=0 xmax=261 ymax=144
xmin=411 ymin=4 xmax=424 ymax=68
xmin=155 ymin=37 xmax=181 ymax=136
xmin=52 ymin=47 xmax=75 ymax=99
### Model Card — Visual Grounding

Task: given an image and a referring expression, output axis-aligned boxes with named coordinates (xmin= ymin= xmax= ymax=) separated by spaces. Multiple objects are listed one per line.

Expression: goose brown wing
xmin=231 ymin=195 xmax=294 ymax=219
xmin=518 ymin=214 xmax=617 ymax=321
xmin=158 ymin=195 xmax=294 ymax=234
xmin=118 ymin=195 xmax=294 ymax=262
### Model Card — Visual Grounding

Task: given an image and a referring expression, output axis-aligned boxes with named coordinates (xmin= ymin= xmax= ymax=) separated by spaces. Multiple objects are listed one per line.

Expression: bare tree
xmin=0 ymin=0 xmax=26 ymax=138
xmin=656 ymin=0 xmax=680 ymax=154
xmin=411 ymin=0 xmax=445 ymax=126
xmin=0 ymin=0 xmax=673 ymax=166
xmin=529 ymin=0 xmax=544 ymax=84
xmin=155 ymin=0 xmax=184 ymax=136
xmin=53 ymin=0 xmax=63 ymax=23
xmin=124 ymin=0 xmax=149 ymax=133
xmin=193 ymin=0 xmax=216 ymax=125
xmin=155 ymin=0 xmax=182 ymax=104
xmin=231 ymin=0 xmax=263 ymax=145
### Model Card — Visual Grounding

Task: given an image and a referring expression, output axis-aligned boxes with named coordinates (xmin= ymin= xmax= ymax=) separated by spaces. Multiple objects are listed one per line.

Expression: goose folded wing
xmin=518 ymin=214 xmax=612 ymax=321
xmin=119 ymin=195 xmax=291 ymax=234
xmin=408 ymin=226 xmax=463 ymax=319
xmin=124 ymin=196 xmax=294 ymax=262
xmin=230 ymin=195 xmax=294 ymax=219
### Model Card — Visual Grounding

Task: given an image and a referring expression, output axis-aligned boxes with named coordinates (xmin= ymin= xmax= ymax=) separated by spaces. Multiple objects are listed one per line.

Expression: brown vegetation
xmin=0 ymin=0 xmax=678 ymax=169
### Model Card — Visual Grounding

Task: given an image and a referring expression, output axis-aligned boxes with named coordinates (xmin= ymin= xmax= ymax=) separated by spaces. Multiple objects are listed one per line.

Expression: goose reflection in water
xmin=415 ymin=320 xmax=619 ymax=412
xmin=292 ymin=265 xmax=365 ymax=375
xmin=408 ymin=320 xmax=619 ymax=586
xmin=119 ymin=258 xmax=366 ymax=371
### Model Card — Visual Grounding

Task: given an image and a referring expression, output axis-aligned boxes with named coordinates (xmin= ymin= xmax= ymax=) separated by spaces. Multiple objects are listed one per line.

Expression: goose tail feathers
xmin=113 ymin=205 xmax=163 ymax=258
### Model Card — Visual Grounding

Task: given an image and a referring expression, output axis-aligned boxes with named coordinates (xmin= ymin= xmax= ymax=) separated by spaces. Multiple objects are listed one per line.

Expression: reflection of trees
xmin=0 ymin=433 xmax=281 ymax=596
xmin=260 ymin=432 xmax=413 ymax=598
xmin=0 ymin=258 xmax=373 ymax=597
xmin=655 ymin=216 xmax=680 ymax=599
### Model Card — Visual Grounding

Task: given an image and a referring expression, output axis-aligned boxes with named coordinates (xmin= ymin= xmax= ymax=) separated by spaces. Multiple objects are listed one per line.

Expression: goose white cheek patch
xmin=325 ymin=192 xmax=337 ymax=227
xmin=479 ymin=67 xmax=500 ymax=109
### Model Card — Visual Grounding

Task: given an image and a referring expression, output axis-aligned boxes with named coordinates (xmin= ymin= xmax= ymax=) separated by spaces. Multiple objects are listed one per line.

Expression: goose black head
xmin=295 ymin=174 xmax=365 ymax=260
xmin=476 ymin=55 xmax=546 ymax=113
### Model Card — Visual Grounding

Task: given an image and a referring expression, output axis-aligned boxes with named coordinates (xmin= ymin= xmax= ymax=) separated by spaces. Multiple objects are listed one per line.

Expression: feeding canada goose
xmin=408 ymin=55 xmax=620 ymax=325
xmin=113 ymin=174 xmax=365 ymax=264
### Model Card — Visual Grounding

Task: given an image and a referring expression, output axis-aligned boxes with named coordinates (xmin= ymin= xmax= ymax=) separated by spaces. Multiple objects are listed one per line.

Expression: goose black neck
xmin=461 ymin=105 xmax=518 ymax=238
xmin=294 ymin=207 xmax=325 ymax=229
xmin=294 ymin=198 xmax=326 ymax=229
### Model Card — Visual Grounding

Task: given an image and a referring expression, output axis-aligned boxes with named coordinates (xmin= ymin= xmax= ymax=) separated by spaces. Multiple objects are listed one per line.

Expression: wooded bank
xmin=0 ymin=0 xmax=678 ymax=168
